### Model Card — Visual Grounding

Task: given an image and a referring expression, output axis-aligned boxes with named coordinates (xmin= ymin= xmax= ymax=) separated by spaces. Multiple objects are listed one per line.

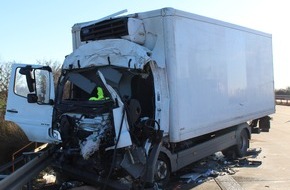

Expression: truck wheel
xmin=235 ymin=129 xmax=249 ymax=157
xmin=154 ymin=154 xmax=170 ymax=186
xmin=222 ymin=129 xmax=249 ymax=159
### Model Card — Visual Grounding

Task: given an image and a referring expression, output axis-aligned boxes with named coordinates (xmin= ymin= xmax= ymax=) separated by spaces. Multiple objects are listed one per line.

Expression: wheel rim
xmin=155 ymin=160 xmax=168 ymax=180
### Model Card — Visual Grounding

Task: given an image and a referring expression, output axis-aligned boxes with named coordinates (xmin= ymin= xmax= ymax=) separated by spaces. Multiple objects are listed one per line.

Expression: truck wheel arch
xmin=159 ymin=146 xmax=177 ymax=172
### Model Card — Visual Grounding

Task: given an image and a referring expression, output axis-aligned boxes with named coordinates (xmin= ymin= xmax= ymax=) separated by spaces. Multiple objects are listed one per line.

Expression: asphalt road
xmin=193 ymin=105 xmax=290 ymax=190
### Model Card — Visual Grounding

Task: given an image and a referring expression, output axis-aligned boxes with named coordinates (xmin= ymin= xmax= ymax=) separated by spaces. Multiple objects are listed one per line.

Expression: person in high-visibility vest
xmin=89 ymin=87 xmax=109 ymax=101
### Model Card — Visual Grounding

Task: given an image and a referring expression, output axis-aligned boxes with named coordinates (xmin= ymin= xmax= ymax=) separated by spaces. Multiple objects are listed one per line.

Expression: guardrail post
xmin=23 ymin=152 xmax=41 ymax=190
xmin=23 ymin=152 xmax=33 ymax=190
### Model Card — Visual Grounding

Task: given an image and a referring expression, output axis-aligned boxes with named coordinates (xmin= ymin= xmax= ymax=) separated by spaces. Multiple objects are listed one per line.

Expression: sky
xmin=0 ymin=0 xmax=289 ymax=89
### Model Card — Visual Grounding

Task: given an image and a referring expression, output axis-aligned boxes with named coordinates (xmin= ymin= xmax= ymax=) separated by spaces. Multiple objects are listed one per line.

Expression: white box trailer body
xmin=73 ymin=7 xmax=274 ymax=142
xmin=4 ymin=8 xmax=275 ymax=188
xmin=137 ymin=8 xmax=275 ymax=142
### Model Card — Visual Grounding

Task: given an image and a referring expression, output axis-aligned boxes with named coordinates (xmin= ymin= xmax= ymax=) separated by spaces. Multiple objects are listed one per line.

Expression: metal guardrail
xmin=12 ymin=142 xmax=38 ymax=172
xmin=0 ymin=142 xmax=48 ymax=174
xmin=275 ymin=95 xmax=290 ymax=104
xmin=275 ymin=95 xmax=290 ymax=100
xmin=0 ymin=147 xmax=54 ymax=189
xmin=0 ymin=155 xmax=24 ymax=175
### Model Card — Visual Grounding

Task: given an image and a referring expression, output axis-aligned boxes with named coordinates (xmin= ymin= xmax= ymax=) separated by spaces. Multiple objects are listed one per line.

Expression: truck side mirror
xmin=26 ymin=75 xmax=35 ymax=93
xmin=27 ymin=93 xmax=38 ymax=103
xmin=19 ymin=67 xmax=35 ymax=93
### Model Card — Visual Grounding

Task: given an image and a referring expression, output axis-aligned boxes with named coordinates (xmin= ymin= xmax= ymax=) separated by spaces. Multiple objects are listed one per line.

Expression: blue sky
xmin=0 ymin=0 xmax=289 ymax=88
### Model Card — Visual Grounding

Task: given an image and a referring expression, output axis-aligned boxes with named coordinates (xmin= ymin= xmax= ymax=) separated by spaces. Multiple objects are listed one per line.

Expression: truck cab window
xmin=35 ymin=69 xmax=50 ymax=104
xmin=14 ymin=67 xmax=51 ymax=104
xmin=14 ymin=68 xmax=32 ymax=97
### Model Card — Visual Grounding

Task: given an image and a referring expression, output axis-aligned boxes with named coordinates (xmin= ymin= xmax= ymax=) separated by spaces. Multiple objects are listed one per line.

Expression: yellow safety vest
xmin=89 ymin=87 xmax=109 ymax=101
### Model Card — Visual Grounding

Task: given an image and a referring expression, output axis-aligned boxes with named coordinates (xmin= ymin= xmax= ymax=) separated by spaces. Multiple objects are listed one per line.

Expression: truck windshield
xmin=58 ymin=68 xmax=111 ymax=102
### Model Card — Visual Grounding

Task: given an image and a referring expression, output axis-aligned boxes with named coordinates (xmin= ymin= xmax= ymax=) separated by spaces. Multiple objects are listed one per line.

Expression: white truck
xmin=5 ymin=8 xmax=274 ymax=189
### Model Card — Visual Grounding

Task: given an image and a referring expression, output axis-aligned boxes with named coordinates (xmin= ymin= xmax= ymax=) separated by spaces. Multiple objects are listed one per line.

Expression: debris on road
xmin=180 ymin=173 xmax=202 ymax=183
xmin=60 ymin=181 xmax=84 ymax=190
xmin=246 ymin=147 xmax=262 ymax=157
xmin=42 ymin=174 xmax=56 ymax=184
xmin=235 ymin=159 xmax=262 ymax=167
xmin=176 ymin=149 xmax=263 ymax=185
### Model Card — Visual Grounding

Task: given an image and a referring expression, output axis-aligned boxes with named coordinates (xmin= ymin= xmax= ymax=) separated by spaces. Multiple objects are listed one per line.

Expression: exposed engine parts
xmin=59 ymin=113 xmax=115 ymax=158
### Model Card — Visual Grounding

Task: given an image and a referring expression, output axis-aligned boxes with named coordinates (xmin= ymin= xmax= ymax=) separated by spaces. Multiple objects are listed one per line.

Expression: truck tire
xmin=154 ymin=154 xmax=170 ymax=186
xmin=222 ymin=128 xmax=249 ymax=159
xmin=236 ymin=129 xmax=249 ymax=157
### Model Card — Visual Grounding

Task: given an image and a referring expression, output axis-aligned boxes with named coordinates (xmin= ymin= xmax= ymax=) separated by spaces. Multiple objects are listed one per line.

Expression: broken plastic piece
xmin=180 ymin=172 xmax=202 ymax=183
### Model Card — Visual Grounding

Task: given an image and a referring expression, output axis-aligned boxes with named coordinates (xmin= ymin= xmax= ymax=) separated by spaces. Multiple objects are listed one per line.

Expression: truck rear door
xmin=5 ymin=64 xmax=60 ymax=143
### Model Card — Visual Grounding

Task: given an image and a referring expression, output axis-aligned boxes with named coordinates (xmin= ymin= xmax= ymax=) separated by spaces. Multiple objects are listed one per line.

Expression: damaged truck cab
xmin=7 ymin=40 xmax=166 ymax=187
xmin=53 ymin=39 xmax=166 ymax=185
xmin=5 ymin=8 xmax=275 ymax=189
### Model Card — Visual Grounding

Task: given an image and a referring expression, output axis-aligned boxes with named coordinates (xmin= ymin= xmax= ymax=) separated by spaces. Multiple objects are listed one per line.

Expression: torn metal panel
xmin=63 ymin=39 xmax=151 ymax=70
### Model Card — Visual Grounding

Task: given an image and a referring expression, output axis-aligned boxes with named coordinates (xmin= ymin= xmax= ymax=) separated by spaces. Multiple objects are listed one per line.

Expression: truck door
xmin=5 ymin=64 xmax=60 ymax=143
